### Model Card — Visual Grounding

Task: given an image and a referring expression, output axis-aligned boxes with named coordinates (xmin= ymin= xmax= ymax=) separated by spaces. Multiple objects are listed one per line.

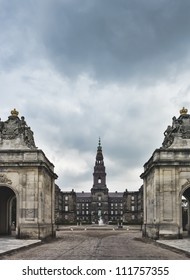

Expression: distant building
xmin=55 ymin=187 xmax=76 ymax=224
xmin=123 ymin=187 xmax=143 ymax=224
xmin=55 ymin=139 xmax=143 ymax=225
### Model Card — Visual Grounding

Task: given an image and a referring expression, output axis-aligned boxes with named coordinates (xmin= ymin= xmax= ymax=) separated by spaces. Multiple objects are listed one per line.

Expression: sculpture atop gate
xmin=0 ymin=109 xmax=36 ymax=149
xmin=162 ymin=107 xmax=190 ymax=148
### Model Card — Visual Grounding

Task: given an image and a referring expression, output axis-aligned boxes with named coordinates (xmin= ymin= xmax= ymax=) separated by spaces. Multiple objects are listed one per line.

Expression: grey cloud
xmin=39 ymin=0 xmax=190 ymax=83
xmin=1 ymin=0 xmax=190 ymax=83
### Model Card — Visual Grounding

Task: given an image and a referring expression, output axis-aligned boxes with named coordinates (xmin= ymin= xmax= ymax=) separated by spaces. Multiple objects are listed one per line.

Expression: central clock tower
xmin=91 ymin=138 xmax=108 ymax=193
xmin=91 ymin=139 xmax=109 ymax=223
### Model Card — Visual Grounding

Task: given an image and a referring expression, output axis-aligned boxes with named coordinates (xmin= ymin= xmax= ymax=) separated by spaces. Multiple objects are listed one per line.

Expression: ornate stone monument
xmin=0 ymin=109 xmax=57 ymax=239
xmin=141 ymin=107 xmax=190 ymax=239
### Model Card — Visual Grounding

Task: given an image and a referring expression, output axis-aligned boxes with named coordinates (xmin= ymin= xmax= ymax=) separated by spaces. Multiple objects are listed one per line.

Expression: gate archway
xmin=0 ymin=109 xmax=57 ymax=239
xmin=0 ymin=186 xmax=17 ymax=235
xmin=141 ymin=108 xmax=190 ymax=239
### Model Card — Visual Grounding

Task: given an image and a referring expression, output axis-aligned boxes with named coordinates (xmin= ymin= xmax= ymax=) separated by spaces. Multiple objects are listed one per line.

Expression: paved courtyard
xmin=1 ymin=229 xmax=190 ymax=260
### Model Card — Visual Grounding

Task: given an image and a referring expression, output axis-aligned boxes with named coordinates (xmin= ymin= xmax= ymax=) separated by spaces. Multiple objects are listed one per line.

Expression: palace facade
xmin=55 ymin=139 xmax=143 ymax=225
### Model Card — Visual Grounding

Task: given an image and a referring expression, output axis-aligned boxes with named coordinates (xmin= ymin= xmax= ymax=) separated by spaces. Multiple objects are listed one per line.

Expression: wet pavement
xmin=0 ymin=228 xmax=190 ymax=259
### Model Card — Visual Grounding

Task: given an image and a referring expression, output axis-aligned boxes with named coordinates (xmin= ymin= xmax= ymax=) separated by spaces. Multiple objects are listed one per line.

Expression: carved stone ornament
xmin=0 ymin=173 xmax=12 ymax=185
xmin=0 ymin=109 xmax=36 ymax=149
xmin=162 ymin=107 xmax=190 ymax=148
xmin=181 ymin=179 xmax=190 ymax=189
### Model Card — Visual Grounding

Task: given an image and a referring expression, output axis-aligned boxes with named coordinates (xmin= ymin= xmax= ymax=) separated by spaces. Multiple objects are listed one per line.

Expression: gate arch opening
xmin=181 ymin=186 xmax=190 ymax=236
xmin=0 ymin=186 xmax=17 ymax=236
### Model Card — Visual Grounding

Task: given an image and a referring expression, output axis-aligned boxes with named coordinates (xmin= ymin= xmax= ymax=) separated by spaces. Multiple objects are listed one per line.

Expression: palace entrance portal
xmin=0 ymin=186 xmax=16 ymax=235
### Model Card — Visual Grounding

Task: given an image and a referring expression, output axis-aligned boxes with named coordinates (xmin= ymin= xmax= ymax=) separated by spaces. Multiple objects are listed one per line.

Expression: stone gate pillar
xmin=141 ymin=107 xmax=190 ymax=239
xmin=0 ymin=109 xmax=57 ymax=239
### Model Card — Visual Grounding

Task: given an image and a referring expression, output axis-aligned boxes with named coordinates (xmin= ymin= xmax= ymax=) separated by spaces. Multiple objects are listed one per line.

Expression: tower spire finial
xmin=98 ymin=137 xmax=102 ymax=151
xmin=98 ymin=137 xmax=101 ymax=147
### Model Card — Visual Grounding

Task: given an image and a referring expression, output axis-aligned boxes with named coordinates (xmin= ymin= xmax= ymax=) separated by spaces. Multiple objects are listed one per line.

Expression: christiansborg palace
xmin=55 ymin=139 xmax=143 ymax=226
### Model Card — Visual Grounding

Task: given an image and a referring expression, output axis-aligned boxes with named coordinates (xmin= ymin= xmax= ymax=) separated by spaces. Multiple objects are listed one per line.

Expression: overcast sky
xmin=1 ymin=0 xmax=190 ymax=192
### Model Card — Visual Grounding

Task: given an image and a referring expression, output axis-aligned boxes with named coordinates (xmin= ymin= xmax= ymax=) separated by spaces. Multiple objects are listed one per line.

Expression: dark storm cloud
xmin=1 ymin=0 xmax=190 ymax=83
xmin=39 ymin=0 xmax=190 ymax=82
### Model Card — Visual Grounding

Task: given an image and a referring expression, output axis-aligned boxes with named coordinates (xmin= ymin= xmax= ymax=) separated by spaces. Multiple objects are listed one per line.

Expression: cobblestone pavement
xmin=1 ymin=230 xmax=190 ymax=260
